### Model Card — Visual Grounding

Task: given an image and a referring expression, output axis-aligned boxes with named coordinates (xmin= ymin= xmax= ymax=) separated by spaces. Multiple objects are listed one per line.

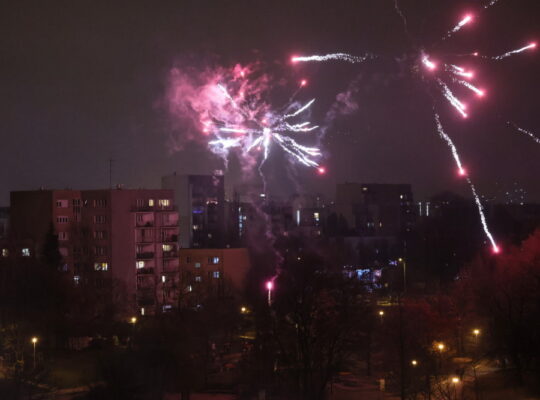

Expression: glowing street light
xmin=437 ymin=343 xmax=446 ymax=352
xmin=411 ymin=359 xmax=418 ymax=366
xmin=241 ymin=306 xmax=248 ymax=314
xmin=473 ymin=328 xmax=480 ymax=337
xmin=31 ymin=337 xmax=38 ymax=369
xmin=130 ymin=317 xmax=137 ymax=324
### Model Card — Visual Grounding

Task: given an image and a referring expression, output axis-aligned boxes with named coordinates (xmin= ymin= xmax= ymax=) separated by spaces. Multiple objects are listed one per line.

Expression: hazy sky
xmin=1 ymin=0 xmax=539 ymax=205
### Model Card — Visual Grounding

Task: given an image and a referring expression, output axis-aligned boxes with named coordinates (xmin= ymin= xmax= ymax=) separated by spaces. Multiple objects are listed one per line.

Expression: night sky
xmin=1 ymin=0 xmax=539 ymax=205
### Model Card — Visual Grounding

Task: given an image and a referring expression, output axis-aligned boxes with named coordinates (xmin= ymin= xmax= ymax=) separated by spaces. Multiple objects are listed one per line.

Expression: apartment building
xmin=8 ymin=188 xmax=180 ymax=315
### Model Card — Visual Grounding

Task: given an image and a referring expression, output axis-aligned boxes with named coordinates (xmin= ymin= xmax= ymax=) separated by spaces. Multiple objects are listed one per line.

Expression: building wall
xmin=178 ymin=248 xmax=251 ymax=307
xmin=8 ymin=188 xmax=179 ymax=316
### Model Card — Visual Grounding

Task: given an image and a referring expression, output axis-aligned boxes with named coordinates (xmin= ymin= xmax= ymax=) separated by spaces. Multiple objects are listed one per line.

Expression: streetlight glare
xmin=437 ymin=343 xmax=445 ymax=351
xmin=130 ymin=317 xmax=137 ymax=324
xmin=31 ymin=337 xmax=38 ymax=344
xmin=473 ymin=328 xmax=480 ymax=336
xmin=378 ymin=310 xmax=384 ymax=316
xmin=452 ymin=377 xmax=460 ymax=384
xmin=411 ymin=360 xmax=418 ymax=366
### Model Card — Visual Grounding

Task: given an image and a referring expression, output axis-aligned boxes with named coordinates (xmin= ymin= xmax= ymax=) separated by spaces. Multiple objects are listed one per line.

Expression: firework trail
xmin=208 ymin=83 xmax=322 ymax=169
xmin=444 ymin=14 xmax=473 ymax=40
xmin=508 ymin=122 xmax=540 ymax=144
xmin=291 ymin=53 xmax=373 ymax=64
xmin=434 ymin=113 xmax=499 ymax=253
xmin=393 ymin=0 xmax=410 ymax=35
xmin=467 ymin=177 xmax=500 ymax=253
xmin=437 ymin=79 xmax=468 ymax=118
xmin=484 ymin=0 xmax=500 ymax=9
xmin=492 ymin=42 xmax=537 ymax=60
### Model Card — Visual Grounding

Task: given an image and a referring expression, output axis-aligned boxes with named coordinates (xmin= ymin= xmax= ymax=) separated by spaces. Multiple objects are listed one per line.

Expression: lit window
xmin=161 ymin=275 xmax=166 ymax=283
xmin=158 ymin=199 xmax=170 ymax=207
xmin=193 ymin=225 xmax=200 ymax=231
xmin=136 ymin=261 xmax=145 ymax=269
xmin=73 ymin=275 xmax=80 ymax=284
xmin=163 ymin=244 xmax=173 ymax=252
xmin=148 ymin=199 xmax=154 ymax=207
xmin=140 ymin=307 xmax=145 ymax=316
xmin=314 ymin=212 xmax=320 ymax=222
xmin=195 ymin=262 xmax=201 ymax=268
xmin=213 ymin=271 xmax=220 ymax=279
xmin=400 ymin=194 xmax=404 ymax=200
xmin=195 ymin=276 xmax=202 ymax=282
xmin=56 ymin=216 xmax=69 ymax=223
xmin=58 ymin=231 xmax=69 ymax=241
xmin=22 ymin=248 xmax=30 ymax=257
xmin=2 ymin=248 xmax=8 ymax=257
xmin=93 ymin=215 xmax=106 ymax=224
xmin=94 ymin=262 xmax=109 ymax=271
xmin=208 ymin=257 xmax=220 ymax=265
xmin=187 ymin=285 xmax=193 ymax=292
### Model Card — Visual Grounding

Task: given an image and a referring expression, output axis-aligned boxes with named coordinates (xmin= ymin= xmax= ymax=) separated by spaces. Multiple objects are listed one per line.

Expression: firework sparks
xmin=291 ymin=53 xmax=373 ymax=64
xmin=434 ymin=113 xmax=466 ymax=176
xmin=467 ymin=177 xmax=500 ymax=253
xmin=492 ymin=42 xmax=537 ymax=60
xmin=434 ymin=114 xmax=499 ymax=252
xmin=484 ymin=0 xmax=499 ymax=9
xmin=437 ymin=79 xmax=468 ymax=118
xmin=444 ymin=14 xmax=473 ymax=40
xmin=209 ymin=83 xmax=322 ymax=168
xmin=508 ymin=122 xmax=540 ymax=144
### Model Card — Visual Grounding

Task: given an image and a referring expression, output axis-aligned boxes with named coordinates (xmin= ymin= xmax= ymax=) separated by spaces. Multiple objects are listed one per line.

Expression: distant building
xmin=162 ymin=173 xmax=225 ymax=248
xmin=0 ymin=207 xmax=9 ymax=239
xmin=178 ymin=248 xmax=251 ymax=308
xmin=8 ymin=188 xmax=179 ymax=316
xmin=334 ymin=183 xmax=414 ymax=237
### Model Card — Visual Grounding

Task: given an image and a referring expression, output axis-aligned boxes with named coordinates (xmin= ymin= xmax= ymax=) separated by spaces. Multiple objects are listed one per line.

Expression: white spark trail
xmin=508 ymin=122 xmax=540 ymax=144
xmin=434 ymin=113 xmax=499 ymax=253
xmin=484 ymin=0 xmax=499 ymax=9
xmin=434 ymin=113 xmax=466 ymax=175
xmin=292 ymin=53 xmax=372 ymax=64
xmin=492 ymin=43 xmax=536 ymax=60
xmin=444 ymin=15 xmax=472 ymax=40
xmin=437 ymin=79 xmax=468 ymax=118
xmin=283 ymin=99 xmax=315 ymax=119
xmin=452 ymin=78 xmax=484 ymax=97
xmin=467 ymin=177 xmax=499 ymax=252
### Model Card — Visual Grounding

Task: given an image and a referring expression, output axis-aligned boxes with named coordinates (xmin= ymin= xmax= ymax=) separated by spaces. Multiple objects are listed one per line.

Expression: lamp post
xmin=266 ymin=281 xmax=274 ymax=306
xmin=399 ymin=258 xmax=406 ymax=292
xmin=451 ymin=377 xmax=460 ymax=400
xmin=31 ymin=337 xmax=38 ymax=369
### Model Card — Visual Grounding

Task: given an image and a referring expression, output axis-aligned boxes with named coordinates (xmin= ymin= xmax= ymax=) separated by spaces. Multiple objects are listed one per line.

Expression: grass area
xmin=48 ymin=350 xmax=100 ymax=389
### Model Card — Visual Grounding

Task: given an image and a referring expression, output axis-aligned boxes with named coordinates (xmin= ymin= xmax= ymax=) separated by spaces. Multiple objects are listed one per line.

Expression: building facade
xmin=7 ymin=188 xmax=180 ymax=316
xmin=162 ymin=173 xmax=225 ymax=248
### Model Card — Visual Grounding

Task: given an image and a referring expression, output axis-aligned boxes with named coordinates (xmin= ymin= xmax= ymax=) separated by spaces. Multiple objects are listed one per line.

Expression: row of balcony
xmin=136 ymin=251 xmax=178 ymax=260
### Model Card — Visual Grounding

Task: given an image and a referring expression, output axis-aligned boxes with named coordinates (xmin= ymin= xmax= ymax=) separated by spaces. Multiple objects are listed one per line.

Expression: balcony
xmin=137 ymin=267 xmax=154 ymax=275
xmin=163 ymin=250 xmax=178 ymax=258
xmin=136 ymin=221 xmax=154 ymax=227
xmin=162 ymin=234 xmax=178 ymax=243
xmin=132 ymin=205 xmax=177 ymax=212
xmin=136 ymin=252 xmax=155 ymax=260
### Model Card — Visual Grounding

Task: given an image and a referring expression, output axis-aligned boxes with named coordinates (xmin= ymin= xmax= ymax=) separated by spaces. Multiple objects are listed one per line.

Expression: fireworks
xmin=207 ymin=81 xmax=322 ymax=169
xmin=444 ymin=14 xmax=473 ymax=40
xmin=508 ymin=122 xmax=540 ymax=144
xmin=492 ymin=42 xmax=537 ymax=60
xmin=291 ymin=53 xmax=373 ymax=64
xmin=289 ymin=6 xmax=537 ymax=253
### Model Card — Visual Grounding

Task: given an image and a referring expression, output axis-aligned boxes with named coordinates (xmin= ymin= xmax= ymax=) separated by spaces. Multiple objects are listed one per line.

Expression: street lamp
xmin=437 ymin=343 xmax=445 ymax=352
xmin=130 ymin=316 xmax=137 ymax=324
xmin=398 ymin=258 xmax=406 ymax=292
xmin=451 ymin=376 xmax=460 ymax=400
xmin=31 ymin=337 xmax=38 ymax=369
xmin=411 ymin=359 xmax=418 ymax=366
xmin=266 ymin=280 xmax=274 ymax=306
xmin=241 ymin=306 xmax=248 ymax=314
